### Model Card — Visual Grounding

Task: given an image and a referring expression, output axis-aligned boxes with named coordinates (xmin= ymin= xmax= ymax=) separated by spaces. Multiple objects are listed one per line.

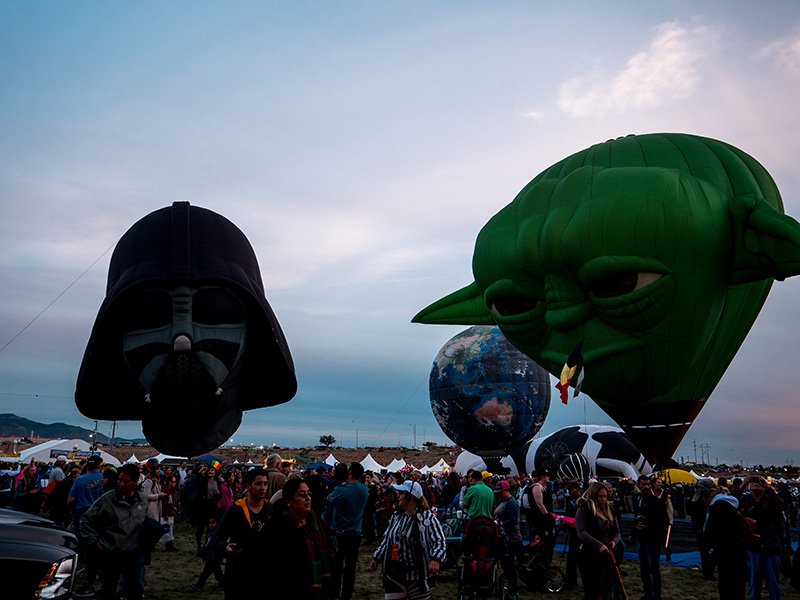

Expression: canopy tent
xmin=430 ymin=458 xmax=451 ymax=472
xmin=325 ymin=453 xmax=338 ymax=466
xmin=304 ymin=461 xmax=331 ymax=471
xmin=126 ymin=454 xmax=140 ymax=464
xmin=385 ymin=458 xmax=407 ymax=472
xmin=360 ymin=454 xmax=385 ymax=472
xmin=20 ymin=439 xmax=120 ymax=467
xmin=197 ymin=454 xmax=223 ymax=463
xmin=418 ymin=465 xmax=432 ymax=474
xmin=654 ymin=468 xmax=698 ymax=485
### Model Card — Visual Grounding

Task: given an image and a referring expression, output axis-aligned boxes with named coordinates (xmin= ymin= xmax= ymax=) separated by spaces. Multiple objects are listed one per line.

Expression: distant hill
xmin=0 ymin=413 xmax=145 ymax=444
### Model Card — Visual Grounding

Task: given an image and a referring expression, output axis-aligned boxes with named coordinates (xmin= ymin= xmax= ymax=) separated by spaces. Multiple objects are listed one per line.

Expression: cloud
xmin=760 ymin=29 xmax=800 ymax=74
xmin=518 ymin=110 xmax=544 ymax=121
xmin=558 ymin=21 xmax=710 ymax=118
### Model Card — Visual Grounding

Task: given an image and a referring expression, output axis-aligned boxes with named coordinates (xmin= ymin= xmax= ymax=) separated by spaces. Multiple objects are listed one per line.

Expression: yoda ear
xmin=730 ymin=195 xmax=800 ymax=284
xmin=412 ymin=282 xmax=495 ymax=325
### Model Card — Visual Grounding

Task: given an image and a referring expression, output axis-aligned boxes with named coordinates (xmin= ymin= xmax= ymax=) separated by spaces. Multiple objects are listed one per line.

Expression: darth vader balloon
xmin=76 ymin=202 xmax=297 ymax=456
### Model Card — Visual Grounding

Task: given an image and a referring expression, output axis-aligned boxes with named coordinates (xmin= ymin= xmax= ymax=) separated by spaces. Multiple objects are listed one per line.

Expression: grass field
xmin=75 ymin=519 xmax=800 ymax=599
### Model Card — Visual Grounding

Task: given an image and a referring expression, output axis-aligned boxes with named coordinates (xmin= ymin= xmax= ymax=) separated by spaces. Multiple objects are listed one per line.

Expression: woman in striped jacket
xmin=370 ymin=480 xmax=447 ymax=600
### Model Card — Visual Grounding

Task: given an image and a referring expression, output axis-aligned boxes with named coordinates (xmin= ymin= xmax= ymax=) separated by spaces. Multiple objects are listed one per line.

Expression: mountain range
xmin=0 ymin=413 xmax=145 ymax=444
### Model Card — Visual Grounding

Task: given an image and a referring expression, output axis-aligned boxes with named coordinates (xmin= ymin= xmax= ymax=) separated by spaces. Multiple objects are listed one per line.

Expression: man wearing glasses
xmin=80 ymin=463 xmax=147 ymax=600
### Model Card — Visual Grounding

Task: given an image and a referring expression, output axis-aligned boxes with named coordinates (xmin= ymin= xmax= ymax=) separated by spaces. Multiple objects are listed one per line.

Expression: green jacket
xmin=80 ymin=489 xmax=146 ymax=553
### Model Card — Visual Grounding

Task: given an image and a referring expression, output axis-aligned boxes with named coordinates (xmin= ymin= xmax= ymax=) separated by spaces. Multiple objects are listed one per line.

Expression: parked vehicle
xmin=0 ymin=508 xmax=77 ymax=599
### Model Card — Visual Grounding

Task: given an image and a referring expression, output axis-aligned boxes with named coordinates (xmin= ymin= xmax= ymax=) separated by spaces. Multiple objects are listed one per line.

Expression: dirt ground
xmin=74 ymin=519 xmax=800 ymax=600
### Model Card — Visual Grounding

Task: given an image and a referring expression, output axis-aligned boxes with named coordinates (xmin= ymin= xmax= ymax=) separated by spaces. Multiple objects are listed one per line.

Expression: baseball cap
xmin=56 ymin=455 xmax=68 ymax=463
xmin=692 ymin=478 xmax=718 ymax=502
xmin=494 ymin=480 xmax=510 ymax=494
xmin=392 ymin=480 xmax=423 ymax=499
xmin=87 ymin=455 xmax=103 ymax=466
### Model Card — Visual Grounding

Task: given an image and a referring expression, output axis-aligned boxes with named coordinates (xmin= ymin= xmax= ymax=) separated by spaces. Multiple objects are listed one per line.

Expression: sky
xmin=2 ymin=2 xmax=800 ymax=467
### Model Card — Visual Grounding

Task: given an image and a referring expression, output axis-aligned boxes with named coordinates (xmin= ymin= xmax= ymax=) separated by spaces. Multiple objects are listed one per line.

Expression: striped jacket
xmin=374 ymin=509 xmax=447 ymax=591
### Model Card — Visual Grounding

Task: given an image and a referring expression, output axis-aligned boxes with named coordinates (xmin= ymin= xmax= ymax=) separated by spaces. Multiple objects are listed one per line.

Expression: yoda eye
xmin=590 ymin=272 xmax=662 ymax=299
xmin=490 ymin=297 xmax=543 ymax=317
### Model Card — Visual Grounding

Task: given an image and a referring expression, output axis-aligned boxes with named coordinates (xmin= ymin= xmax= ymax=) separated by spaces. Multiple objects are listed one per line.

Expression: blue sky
xmin=2 ymin=2 xmax=800 ymax=466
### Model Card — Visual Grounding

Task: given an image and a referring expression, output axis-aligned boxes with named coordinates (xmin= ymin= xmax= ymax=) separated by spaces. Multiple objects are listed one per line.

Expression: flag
xmin=555 ymin=341 xmax=583 ymax=404
xmin=573 ymin=367 xmax=585 ymax=398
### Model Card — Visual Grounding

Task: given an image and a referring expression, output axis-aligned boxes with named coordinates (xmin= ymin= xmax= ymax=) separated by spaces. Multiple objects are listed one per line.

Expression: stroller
xmin=458 ymin=515 xmax=506 ymax=600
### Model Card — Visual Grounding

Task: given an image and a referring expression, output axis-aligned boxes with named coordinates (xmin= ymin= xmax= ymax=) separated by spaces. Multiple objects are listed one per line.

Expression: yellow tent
xmin=653 ymin=468 xmax=697 ymax=484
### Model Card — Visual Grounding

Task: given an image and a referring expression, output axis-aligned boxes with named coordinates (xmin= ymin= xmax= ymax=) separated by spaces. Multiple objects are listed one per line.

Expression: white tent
xmin=325 ymin=453 xmax=338 ymax=466
xmin=360 ymin=453 xmax=385 ymax=472
xmin=386 ymin=458 xmax=407 ymax=471
xmin=126 ymin=454 xmax=139 ymax=464
xmin=418 ymin=465 xmax=432 ymax=474
xmin=20 ymin=439 xmax=121 ymax=467
xmin=430 ymin=459 xmax=451 ymax=472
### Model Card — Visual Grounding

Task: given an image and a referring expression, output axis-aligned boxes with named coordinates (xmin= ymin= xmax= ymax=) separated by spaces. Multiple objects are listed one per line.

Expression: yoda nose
xmin=544 ymin=275 xmax=592 ymax=332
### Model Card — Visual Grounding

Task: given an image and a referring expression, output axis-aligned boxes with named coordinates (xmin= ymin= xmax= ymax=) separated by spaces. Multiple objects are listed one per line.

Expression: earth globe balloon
xmin=429 ymin=326 xmax=551 ymax=458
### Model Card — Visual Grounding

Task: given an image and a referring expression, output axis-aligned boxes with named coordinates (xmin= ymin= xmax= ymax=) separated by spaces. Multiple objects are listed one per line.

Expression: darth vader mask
xmin=76 ymin=202 xmax=296 ymax=456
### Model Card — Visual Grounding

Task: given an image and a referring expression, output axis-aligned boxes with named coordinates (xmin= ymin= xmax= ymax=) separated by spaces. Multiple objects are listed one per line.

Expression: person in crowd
xmin=265 ymin=453 xmax=288 ymax=499
xmin=376 ymin=475 xmax=398 ymax=540
xmin=69 ymin=455 xmax=105 ymax=533
xmin=699 ymin=479 xmax=748 ymax=600
xmin=576 ymin=481 xmax=621 ymax=600
xmin=80 ymin=463 xmax=147 ymax=600
xmin=214 ymin=467 xmax=271 ymax=598
xmin=193 ymin=462 xmax=222 ymax=553
xmin=191 ymin=510 xmax=225 ymax=591
xmin=438 ymin=471 xmax=462 ymax=510
xmin=141 ymin=460 xmax=165 ymax=522
xmin=362 ymin=471 xmax=378 ymax=544
xmin=0 ymin=461 xmax=18 ymax=508
xmin=410 ymin=469 xmax=435 ymax=507
xmin=327 ymin=462 xmax=369 ymax=600
xmin=652 ymin=477 xmax=674 ymax=561
xmin=48 ymin=466 xmax=80 ymax=526
xmin=219 ymin=470 xmax=236 ymax=512
xmin=371 ymin=480 xmax=446 ymax=600
xmin=266 ymin=478 xmax=332 ymax=599
xmin=178 ymin=460 xmax=189 ymax=488
xmin=629 ymin=474 xmax=669 ymax=600
xmin=563 ymin=481 xmax=582 ymax=590
xmin=49 ymin=455 xmax=68 ymax=483
xmin=687 ymin=478 xmax=715 ymax=581
xmin=161 ymin=474 xmax=178 ymax=552
xmin=494 ymin=479 xmax=522 ymax=599
xmin=462 ymin=469 xmax=494 ymax=518
xmin=526 ymin=470 xmax=556 ymax=553
xmin=740 ymin=475 xmax=786 ymax=600
xmin=101 ymin=467 xmax=119 ymax=492
xmin=14 ymin=463 xmax=41 ymax=513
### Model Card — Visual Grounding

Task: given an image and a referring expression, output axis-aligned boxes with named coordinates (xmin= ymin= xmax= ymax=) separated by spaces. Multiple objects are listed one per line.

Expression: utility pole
xmin=693 ymin=439 xmax=697 ymax=464
xmin=110 ymin=421 xmax=116 ymax=455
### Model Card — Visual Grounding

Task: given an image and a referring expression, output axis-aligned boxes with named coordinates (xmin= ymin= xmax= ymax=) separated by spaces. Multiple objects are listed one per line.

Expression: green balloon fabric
xmin=414 ymin=133 xmax=800 ymax=465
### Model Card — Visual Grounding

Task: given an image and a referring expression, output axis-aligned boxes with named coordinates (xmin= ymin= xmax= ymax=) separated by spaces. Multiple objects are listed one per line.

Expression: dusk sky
xmin=3 ymin=2 xmax=800 ymax=466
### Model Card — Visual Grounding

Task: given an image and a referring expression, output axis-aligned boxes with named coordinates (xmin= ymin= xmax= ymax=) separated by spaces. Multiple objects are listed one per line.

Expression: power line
xmin=0 ymin=243 xmax=114 ymax=355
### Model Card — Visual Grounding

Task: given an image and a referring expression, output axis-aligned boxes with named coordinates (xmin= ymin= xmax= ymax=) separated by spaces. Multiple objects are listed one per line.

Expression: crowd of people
xmin=2 ymin=453 xmax=800 ymax=600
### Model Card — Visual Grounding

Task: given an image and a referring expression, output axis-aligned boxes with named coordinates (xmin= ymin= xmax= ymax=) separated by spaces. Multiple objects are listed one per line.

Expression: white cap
xmin=392 ymin=480 xmax=423 ymax=499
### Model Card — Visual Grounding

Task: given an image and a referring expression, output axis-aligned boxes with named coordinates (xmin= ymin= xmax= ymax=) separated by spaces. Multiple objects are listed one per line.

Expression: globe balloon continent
xmin=429 ymin=325 xmax=551 ymax=458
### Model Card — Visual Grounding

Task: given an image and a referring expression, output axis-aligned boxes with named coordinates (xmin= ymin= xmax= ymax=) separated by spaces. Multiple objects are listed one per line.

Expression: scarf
xmin=293 ymin=511 xmax=332 ymax=600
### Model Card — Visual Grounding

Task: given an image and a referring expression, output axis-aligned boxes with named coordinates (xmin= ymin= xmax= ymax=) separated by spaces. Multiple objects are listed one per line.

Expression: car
xmin=0 ymin=508 xmax=77 ymax=599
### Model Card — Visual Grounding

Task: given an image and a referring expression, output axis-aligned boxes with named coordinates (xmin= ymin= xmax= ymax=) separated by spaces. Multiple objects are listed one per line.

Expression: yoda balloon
xmin=414 ymin=133 xmax=800 ymax=465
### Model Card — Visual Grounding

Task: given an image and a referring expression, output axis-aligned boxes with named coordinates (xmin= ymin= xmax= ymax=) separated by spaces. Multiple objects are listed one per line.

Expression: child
xmin=190 ymin=512 xmax=225 ymax=591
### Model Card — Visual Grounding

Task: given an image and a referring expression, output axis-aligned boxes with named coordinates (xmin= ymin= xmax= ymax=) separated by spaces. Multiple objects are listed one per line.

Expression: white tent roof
xmin=430 ymin=458 xmax=451 ymax=472
xmin=386 ymin=458 xmax=407 ymax=471
xmin=126 ymin=454 xmax=139 ymax=464
xmin=325 ymin=453 xmax=338 ymax=466
xmin=20 ymin=439 xmax=121 ymax=467
xmin=360 ymin=453 xmax=385 ymax=471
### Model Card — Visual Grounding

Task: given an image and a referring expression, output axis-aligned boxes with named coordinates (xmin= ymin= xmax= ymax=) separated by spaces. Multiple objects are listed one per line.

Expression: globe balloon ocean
xmin=429 ymin=326 xmax=551 ymax=458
